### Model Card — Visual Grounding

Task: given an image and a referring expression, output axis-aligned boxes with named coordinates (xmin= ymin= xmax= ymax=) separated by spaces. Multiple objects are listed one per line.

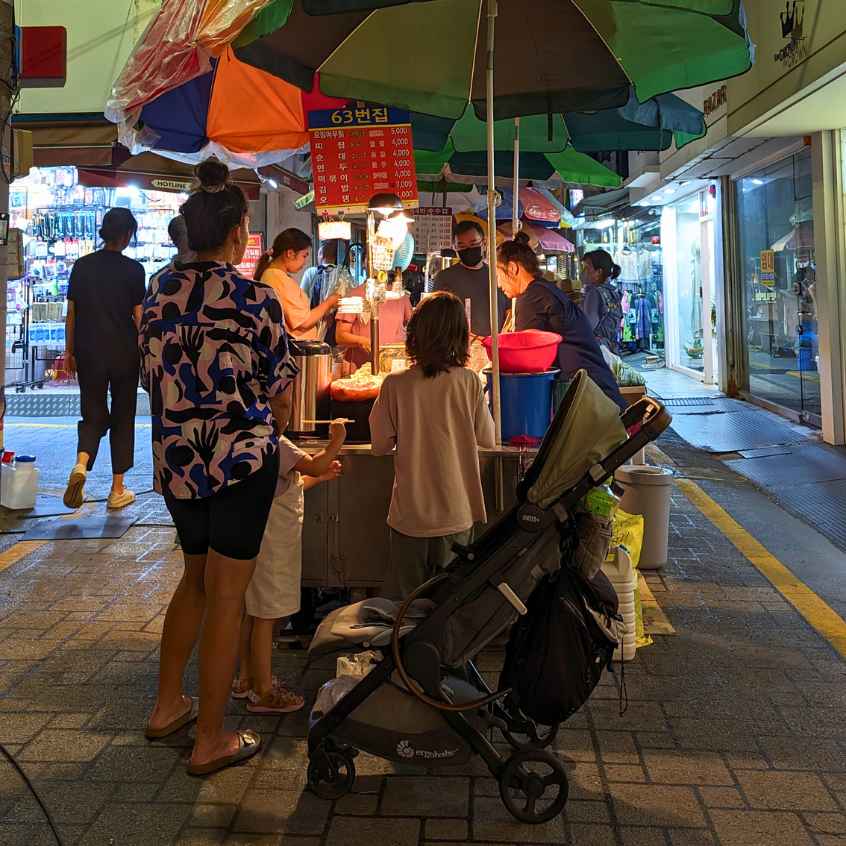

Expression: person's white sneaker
xmin=107 ymin=489 xmax=136 ymax=510
xmin=63 ymin=464 xmax=87 ymax=509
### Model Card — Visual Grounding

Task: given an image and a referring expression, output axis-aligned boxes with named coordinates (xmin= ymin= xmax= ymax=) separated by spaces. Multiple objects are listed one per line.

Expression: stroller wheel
xmin=499 ymin=749 xmax=569 ymax=824
xmin=308 ymin=748 xmax=356 ymax=800
xmin=502 ymin=720 xmax=559 ymax=751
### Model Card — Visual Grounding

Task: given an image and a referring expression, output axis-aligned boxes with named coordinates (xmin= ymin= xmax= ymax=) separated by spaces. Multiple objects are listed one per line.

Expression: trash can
xmin=614 ymin=465 xmax=673 ymax=570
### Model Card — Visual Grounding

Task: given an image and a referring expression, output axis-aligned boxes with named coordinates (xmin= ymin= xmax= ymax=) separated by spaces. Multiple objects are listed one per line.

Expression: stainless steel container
xmin=287 ymin=340 xmax=332 ymax=437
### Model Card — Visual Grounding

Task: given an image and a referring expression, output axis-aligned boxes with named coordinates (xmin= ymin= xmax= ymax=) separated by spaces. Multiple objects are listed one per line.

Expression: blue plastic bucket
xmin=484 ymin=369 xmax=559 ymax=444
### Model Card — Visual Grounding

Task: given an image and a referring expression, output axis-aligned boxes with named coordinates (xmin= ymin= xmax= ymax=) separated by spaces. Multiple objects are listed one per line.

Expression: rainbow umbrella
xmin=110 ymin=46 xmax=346 ymax=168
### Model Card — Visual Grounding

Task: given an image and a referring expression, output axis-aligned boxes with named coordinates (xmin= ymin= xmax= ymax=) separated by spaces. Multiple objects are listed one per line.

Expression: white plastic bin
xmin=602 ymin=546 xmax=637 ymax=662
xmin=614 ymin=465 xmax=673 ymax=571
xmin=1 ymin=455 xmax=39 ymax=510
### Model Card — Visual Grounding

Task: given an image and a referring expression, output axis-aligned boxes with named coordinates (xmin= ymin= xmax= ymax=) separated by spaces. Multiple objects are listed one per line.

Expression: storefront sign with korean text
xmin=308 ymin=103 xmax=419 ymax=215
xmin=236 ymin=233 xmax=264 ymax=278
xmin=759 ymin=249 xmax=776 ymax=287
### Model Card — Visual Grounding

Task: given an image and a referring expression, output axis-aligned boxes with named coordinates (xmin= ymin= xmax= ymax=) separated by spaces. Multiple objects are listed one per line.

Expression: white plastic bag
xmin=312 ymin=677 xmax=359 ymax=718
xmin=336 ymin=650 xmax=381 ymax=679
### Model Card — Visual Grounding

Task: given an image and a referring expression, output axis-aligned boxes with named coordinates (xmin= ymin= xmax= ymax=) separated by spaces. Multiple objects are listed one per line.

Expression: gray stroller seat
xmin=310 ymin=597 xmax=437 ymax=657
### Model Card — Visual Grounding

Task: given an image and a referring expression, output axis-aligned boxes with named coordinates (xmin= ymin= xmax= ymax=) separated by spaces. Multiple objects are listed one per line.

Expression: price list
xmin=409 ymin=207 xmax=454 ymax=254
xmin=309 ymin=104 xmax=419 ymax=215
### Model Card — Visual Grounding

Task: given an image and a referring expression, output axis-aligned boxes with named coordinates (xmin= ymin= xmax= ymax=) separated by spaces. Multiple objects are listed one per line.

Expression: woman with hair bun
xmin=496 ymin=233 xmax=626 ymax=411
xmin=255 ymin=228 xmax=339 ymax=341
xmin=581 ymin=248 xmax=624 ymax=353
xmin=63 ymin=207 xmax=145 ymax=511
xmin=140 ymin=159 xmax=298 ymax=776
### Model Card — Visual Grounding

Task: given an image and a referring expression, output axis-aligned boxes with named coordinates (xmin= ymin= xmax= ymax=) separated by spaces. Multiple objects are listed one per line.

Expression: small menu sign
xmin=409 ymin=207 xmax=453 ymax=254
xmin=308 ymin=102 xmax=419 ymax=215
xmin=236 ymin=233 xmax=264 ymax=279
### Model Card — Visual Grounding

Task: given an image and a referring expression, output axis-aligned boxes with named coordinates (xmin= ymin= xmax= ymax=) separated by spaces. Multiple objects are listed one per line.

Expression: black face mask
xmin=458 ymin=246 xmax=484 ymax=266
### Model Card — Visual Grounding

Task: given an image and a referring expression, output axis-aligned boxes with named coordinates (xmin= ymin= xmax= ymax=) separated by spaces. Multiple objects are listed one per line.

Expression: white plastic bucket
xmin=1 ymin=455 xmax=39 ymax=510
xmin=614 ymin=465 xmax=673 ymax=570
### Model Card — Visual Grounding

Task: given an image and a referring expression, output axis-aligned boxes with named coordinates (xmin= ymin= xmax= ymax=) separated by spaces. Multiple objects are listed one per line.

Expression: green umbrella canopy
xmin=233 ymin=0 xmax=752 ymax=120
xmin=411 ymin=91 xmax=706 ymax=155
xmin=415 ymin=144 xmax=622 ymax=189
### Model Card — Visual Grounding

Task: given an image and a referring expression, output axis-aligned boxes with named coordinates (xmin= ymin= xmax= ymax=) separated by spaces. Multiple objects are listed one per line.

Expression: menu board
xmin=236 ymin=233 xmax=264 ymax=279
xmin=409 ymin=207 xmax=453 ymax=254
xmin=308 ymin=103 xmax=419 ymax=215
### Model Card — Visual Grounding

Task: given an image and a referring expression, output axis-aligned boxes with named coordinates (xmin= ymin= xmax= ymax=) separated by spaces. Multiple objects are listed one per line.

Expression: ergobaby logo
xmin=396 ymin=740 xmax=458 ymax=760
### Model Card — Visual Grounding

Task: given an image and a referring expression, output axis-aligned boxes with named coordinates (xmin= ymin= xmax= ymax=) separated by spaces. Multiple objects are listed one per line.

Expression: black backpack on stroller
xmin=500 ymin=563 xmax=622 ymax=726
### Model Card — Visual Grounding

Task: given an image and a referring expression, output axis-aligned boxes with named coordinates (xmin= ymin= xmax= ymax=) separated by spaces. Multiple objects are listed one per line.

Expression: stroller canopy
xmin=527 ymin=371 xmax=628 ymax=509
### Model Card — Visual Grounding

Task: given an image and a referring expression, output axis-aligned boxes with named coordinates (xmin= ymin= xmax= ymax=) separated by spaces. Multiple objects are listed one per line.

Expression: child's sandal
xmin=246 ymin=687 xmax=305 ymax=714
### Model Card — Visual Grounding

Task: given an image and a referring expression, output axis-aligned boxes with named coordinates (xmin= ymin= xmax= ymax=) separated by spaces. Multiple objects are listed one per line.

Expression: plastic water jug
xmin=1 ymin=455 xmax=39 ymax=510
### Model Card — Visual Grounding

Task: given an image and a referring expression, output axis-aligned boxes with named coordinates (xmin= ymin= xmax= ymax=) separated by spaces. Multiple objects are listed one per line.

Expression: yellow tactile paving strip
xmin=676 ymin=476 xmax=846 ymax=660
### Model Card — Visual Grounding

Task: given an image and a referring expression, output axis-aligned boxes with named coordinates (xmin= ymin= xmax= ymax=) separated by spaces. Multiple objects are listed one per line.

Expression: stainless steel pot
xmin=287 ymin=340 xmax=332 ymax=437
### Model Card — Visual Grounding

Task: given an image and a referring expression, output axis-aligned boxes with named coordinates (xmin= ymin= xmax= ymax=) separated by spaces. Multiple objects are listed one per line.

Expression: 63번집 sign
xmin=308 ymin=103 xmax=419 ymax=215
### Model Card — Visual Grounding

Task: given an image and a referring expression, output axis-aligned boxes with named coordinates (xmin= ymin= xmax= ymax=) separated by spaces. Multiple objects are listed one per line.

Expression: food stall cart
xmin=299 ymin=443 xmax=531 ymax=590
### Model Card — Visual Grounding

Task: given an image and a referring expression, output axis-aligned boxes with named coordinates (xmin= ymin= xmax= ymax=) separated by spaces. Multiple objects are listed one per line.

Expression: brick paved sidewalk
xmin=0 ymin=486 xmax=845 ymax=846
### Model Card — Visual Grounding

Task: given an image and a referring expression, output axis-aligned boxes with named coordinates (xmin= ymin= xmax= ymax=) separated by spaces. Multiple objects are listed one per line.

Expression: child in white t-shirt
xmin=234 ymin=422 xmax=346 ymax=713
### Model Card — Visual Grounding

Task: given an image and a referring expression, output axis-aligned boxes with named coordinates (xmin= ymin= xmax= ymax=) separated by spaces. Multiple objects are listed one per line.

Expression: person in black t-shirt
xmin=433 ymin=220 xmax=509 ymax=338
xmin=63 ymin=208 xmax=146 ymax=511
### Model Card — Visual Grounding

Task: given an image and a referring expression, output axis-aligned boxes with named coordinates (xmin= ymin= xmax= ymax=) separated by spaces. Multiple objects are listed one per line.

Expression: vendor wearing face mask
xmin=433 ymin=220 xmax=509 ymax=338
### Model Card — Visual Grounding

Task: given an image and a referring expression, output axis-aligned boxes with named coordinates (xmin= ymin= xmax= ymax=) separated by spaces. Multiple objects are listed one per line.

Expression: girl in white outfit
xmin=234 ymin=422 xmax=346 ymax=713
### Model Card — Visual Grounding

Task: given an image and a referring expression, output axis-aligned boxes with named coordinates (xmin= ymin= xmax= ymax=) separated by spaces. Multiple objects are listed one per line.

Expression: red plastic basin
xmin=482 ymin=330 xmax=562 ymax=373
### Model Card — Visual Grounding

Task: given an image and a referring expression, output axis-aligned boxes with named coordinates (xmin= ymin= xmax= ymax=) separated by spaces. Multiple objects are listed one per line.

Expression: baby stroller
xmin=305 ymin=371 xmax=671 ymax=822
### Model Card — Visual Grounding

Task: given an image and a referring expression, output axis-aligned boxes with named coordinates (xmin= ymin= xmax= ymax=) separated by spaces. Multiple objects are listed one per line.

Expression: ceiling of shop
xmin=746 ymin=72 xmax=846 ymax=137
xmin=663 ymin=136 xmax=805 ymax=183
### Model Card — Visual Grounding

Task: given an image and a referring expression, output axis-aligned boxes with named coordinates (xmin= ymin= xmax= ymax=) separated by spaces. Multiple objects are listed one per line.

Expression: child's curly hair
xmin=405 ymin=291 xmax=470 ymax=378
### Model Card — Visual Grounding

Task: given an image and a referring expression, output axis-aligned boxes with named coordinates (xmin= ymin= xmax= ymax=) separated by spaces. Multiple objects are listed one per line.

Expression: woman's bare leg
xmin=111 ymin=471 xmax=126 ymax=496
xmin=190 ymin=550 xmax=256 ymax=766
xmin=249 ymin=617 xmax=277 ymax=698
xmin=148 ymin=552 xmax=206 ymax=731
xmin=237 ymin=614 xmax=254 ymax=687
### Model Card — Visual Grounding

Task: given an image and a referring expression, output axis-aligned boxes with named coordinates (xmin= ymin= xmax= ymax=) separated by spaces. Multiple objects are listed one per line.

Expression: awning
xmin=15 ymin=120 xmax=119 ymax=167
xmin=76 ymin=152 xmax=262 ymax=199
xmin=573 ymin=186 xmax=630 ymax=218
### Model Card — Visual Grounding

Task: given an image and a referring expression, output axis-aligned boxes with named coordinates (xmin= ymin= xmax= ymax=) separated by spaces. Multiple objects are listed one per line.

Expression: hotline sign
xmin=308 ymin=102 xmax=419 ymax=215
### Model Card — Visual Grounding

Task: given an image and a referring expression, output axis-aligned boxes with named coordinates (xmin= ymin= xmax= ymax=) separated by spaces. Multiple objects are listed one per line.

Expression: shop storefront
xmin=615 ymin=214 xmax=664 ymax=357
xmin=575 ymin=193 xmax=665 ymax=358
xmin=735 ymin=146 xmax=820 ymax=423
xmin=661 ymin=186 xmax=719 ymax=384
xmin=5 ymin=166 xmax=188 ymax=387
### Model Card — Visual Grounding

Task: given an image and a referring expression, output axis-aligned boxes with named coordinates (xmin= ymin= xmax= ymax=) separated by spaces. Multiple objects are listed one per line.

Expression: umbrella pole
xmin=511 ymin=116 xmax=520 ymax=331
xmin=486 ymin=0 xmax=502 ymax=445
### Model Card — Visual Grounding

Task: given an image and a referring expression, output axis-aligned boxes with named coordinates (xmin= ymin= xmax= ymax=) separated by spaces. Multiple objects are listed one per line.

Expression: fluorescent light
xmin=319 ymin=220 xmax=352 ymax=241
xmin=592 ymin=218 xmax=616 ymax=230
xmin=752 ymin=178 xmax=764 ymax=186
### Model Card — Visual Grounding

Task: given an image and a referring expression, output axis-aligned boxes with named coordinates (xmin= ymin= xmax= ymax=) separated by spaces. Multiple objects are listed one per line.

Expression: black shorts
xmin=164 ymin=451 xmax=280 ymax=561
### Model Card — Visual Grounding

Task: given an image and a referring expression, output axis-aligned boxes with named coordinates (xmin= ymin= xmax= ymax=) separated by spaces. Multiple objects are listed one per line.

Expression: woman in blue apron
xmin=496 ymin=233 xmax=626 ymax=411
